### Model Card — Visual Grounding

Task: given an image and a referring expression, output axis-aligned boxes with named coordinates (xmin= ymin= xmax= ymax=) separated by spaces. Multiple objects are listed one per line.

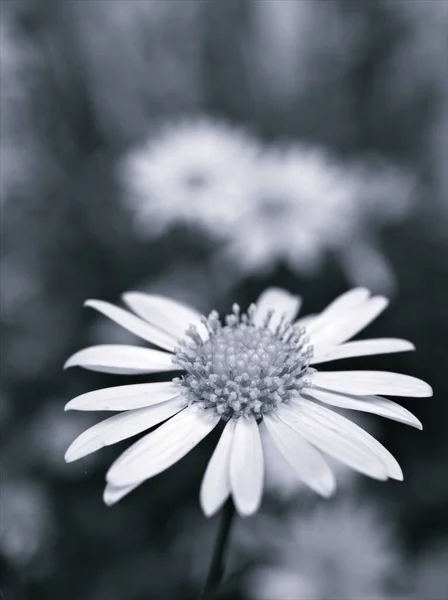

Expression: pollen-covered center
xmin=172 ymin=304 xmax=313 ymax=420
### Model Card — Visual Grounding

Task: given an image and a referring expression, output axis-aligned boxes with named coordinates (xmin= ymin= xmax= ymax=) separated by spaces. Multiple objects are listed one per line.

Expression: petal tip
xmin=64 ymin=450 xmax=76 ymax=463
xmin=63 ymin=357 xmax=76 ymax=370
xmin=103 ymin=488 xmax=118 ymax=506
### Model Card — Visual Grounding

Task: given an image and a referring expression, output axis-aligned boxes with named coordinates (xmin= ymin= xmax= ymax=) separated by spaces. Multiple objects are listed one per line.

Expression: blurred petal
xmin=254 ymin=288 xmax=301 ymax=331
xmin=310 ymin=296 xmax=389 ymax=351
xmin=200 ymin=419 xmax=236 ymax=517
xmin=64 ymin=345 xmax=177 ymax=375
xmin=339 ymin=242 xmax=396 ymax=295
xmin=305 ymin=387 xmax=422 ymax=429
xmin=106 ymin=406 xmax=219 ymax=485
xmin=312 ymin=370 xmax=433 ymax=397
xmin=65 ymin=397 xmax=186 ymax=462
xmin=261 ymin=415 xmax=335 ymax=497
xmin=230 ymin=416 xmax=264 ymax=516
xmin=311 ymin=338 xmax=415 ymax=364
xmin=65 ymin=381 xmax=182 ymax=411
xmin=122 ymin=292 xmax=208 ymax=340
xmin=85 ymin=299 xmax=178 ymax=351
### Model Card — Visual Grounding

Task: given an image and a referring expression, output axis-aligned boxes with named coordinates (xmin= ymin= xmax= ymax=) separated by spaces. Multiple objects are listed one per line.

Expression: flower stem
xmin=200 ymin=499 xmax=236 ymax=599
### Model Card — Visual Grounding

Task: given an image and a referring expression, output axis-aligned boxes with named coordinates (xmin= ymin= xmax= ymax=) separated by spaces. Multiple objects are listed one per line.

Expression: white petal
xmin=254 ymin=288 xmax=302 ymax=331
xmin=312 ymin=370 xmax=433 ymax=397
xmin=64 ymin=345 xmax=177 ymax=375
xmin=305 ymin=388 xmax=422 ymax=429
xmin=65 ymin=381 xmax=181 ymax=411
xmin=286 ymin=400 xmax=403 ymax=480
xmin=65 ymin=396 xmax=186 ymax=462
xmin=311 ymin=338 xmax=415 ymax=364
xmin=295 ymin=313 xmax=317 ymax=328
xmin=261 ymin=415 xmax=335 ymax=497
xmin=200 ymin=420 xmax=236 ymax=517
xmin=122 ymin=292 xmax=208 ymax=341
xmin=103 ymin=481 xmax=141 ymax=505
xmin=230 ymin=416 xmax=264 ymax=517
xmin=106 ymin=406 xmax=219 ymax=485
xmin=310 ymin=296 xmax=389 ymax=351
xmin=306 ymin=288 xmax=370 ymax=335
xmin=85 ymin=299 xmax=178 ymax=351
xmin=279 ymin=403 xmax=388 ymax=480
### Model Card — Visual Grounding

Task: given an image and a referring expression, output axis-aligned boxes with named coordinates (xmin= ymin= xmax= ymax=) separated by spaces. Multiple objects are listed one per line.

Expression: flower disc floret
xmin=173 ymin=304 xmax=314 ymax=419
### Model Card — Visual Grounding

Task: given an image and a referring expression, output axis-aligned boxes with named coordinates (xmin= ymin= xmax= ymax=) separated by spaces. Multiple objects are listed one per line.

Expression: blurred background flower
xmin=121 ymin=117 xmax=261 ymax=239
xmin=241 ymin=499 xmax=403 ymax=600
xmin=1 ymin=0 xmax=447 ymax=598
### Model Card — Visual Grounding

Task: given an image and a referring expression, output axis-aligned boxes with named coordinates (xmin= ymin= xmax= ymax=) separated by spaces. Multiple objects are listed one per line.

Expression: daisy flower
xmin=222 ymin=145 xmax=415 ymax=292
xmin=121 ymin=117 xmax=260 ymax=239
xmin=64 ymin=287 xmax=431 ymax=517
xmin=243 ymin=499 xmax=401 ymax=600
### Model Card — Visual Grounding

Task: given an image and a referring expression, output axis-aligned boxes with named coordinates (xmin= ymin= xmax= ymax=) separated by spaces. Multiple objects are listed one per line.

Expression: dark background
xmin=1 ymin=1 xmax=447 ymax=599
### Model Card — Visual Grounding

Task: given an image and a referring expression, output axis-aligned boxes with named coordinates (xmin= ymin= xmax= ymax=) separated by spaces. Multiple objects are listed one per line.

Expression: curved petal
xmin=304 ymin=387 xmax=422 ymax=429
xmin=311 ymin=338 xmax=415 ymax=365
xmin=312 ymin=370 xmax=433 ymax=398
xmin=85 ymin=299 xmax=178 ymax=351
xmin=200 ymin=420 xmax=236 ymax=517
xmin=122 ymin=292 xmax=208 ymax=341
xmin=230 ymin=416 xmax=264 ymax=517
xmin=65 ymin=396 xmax=186 ymax=462
xmin=306 ymin=288 xmax=370 ymax=335
xmin=103 ymin=481 xmax=141 ymax=505
xmin=278 ymin=404 xmax=388 ymax=480
xmin=106 ymin=406 xmax=219 ymax=485
xmin=295 ymin=313 xmax=317 ymax=329
xmin=254 ymin=288 xmax=302 ymax=331
xmin=283 ymin=400 xmax=403 ymax=480
xmin=65 ymin=382 xmax=181 ymax=412
xmin=261 ymin=415 xmax=335 ymax=497
xmin=310 ymin=296 xmax=389 ymax=351
xmin=64 ymin=345 xmax=177 ymax=375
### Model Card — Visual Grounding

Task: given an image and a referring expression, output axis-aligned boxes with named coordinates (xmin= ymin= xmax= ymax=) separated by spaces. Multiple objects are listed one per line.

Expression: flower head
xmin=221 ymin=145 xmax=415 ymax=291
xmin=64 ymin=288 xmax=432 ymax=517
xmin=121 ymin=117 xmax=260 ymax=238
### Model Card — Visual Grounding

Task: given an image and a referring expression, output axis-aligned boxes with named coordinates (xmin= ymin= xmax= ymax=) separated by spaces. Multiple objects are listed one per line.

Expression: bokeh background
xmin=1 ymin=1 xmax=447 ymax=599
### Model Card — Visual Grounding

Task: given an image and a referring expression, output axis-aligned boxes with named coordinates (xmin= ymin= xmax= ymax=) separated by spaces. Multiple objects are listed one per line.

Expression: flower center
xmin=172 ymin=304 xmax=313 ymax=420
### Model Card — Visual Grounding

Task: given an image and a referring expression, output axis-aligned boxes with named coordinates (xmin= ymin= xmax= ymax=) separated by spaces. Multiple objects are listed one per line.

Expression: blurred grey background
xmin=1 ymin=1 xmax=447 ymax=599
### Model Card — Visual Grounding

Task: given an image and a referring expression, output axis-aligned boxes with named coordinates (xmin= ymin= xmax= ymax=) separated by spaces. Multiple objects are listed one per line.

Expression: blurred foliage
xmin=1 ymin=1 xmax=447 ymax=599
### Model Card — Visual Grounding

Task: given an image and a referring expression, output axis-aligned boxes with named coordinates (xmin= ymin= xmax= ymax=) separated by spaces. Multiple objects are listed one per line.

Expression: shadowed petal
xmin=261 ymin=415 xmax=335 ymax=497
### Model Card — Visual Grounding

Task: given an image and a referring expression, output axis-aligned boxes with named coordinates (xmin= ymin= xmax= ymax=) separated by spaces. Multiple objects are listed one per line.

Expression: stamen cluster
xmin=173 ymin=304 xmax=313 ymax=420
